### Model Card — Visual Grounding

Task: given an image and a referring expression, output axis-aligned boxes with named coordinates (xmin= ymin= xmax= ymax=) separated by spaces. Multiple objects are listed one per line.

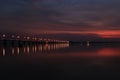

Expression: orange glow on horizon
xmin=39 ymin=30 xmax=120 ymax=38
xmin=96 ymin=30 xmax=120 ymax=38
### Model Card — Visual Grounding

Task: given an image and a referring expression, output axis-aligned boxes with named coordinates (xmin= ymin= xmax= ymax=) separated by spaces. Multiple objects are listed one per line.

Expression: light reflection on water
xmin=12 ymin=47 xmax=15 ymax=55
xmin=0 ymin=43 xmax=70 ymax=56
xmin=27 ymin=46 xmax=30 ymax=53
xmin=2 ymin=48 xmax=5 ymax=56
xmin=0 ymin=43 xmax=120 ymax=57
xmin=0 ymin=43 xmax=120 ymax=79
xmin=17 ymin=47 xmax=20 ymax=55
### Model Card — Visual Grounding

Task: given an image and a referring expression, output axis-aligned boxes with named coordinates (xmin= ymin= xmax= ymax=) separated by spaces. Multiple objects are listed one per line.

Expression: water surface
xmin=0 ymin=43 xmax=120 ymax=80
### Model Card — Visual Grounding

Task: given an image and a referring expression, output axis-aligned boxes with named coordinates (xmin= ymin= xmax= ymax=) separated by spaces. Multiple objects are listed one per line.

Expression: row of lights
xmin=1 ymin=43 xmax=70 ymax=56
xmin=1 ymin=34 xmax=29 ymax=40
xmin=0 ymin=34 xmax=69 ymax=43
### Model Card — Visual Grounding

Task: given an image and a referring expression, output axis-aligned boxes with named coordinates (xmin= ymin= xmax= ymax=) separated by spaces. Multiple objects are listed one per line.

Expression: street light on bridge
xmin=17 ymin=36 xmax=20 ymax=40
xmin=2 ymin=34 xmax=6 ymax=40
xmin=2 ymin=34 xmax=6 ymax=38
xmin=27 ymin=36 xmax=30 ymax=40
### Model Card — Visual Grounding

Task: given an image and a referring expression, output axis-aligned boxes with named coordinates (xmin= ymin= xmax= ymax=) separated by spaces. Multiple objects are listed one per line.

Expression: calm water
xmin=0 ymin=43 xmax=120 ymax=80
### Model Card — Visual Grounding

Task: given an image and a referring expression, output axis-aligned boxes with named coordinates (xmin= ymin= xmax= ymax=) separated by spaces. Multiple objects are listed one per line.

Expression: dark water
xmin=0 ymin=43 xmax=120 ymax=80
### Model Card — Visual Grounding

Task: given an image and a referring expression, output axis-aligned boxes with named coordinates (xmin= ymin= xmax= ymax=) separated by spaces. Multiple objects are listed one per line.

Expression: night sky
xmin=0 ymin=0 xmax=120 ymax=41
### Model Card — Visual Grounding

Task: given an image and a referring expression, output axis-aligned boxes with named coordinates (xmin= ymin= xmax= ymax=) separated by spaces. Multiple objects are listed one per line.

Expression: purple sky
xmin=0 ymin=0 xmax=120 ymax=41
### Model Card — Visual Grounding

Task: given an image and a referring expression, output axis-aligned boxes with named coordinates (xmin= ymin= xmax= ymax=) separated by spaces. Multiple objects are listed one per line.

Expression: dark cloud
xmin=0 ymin=0 xmax=120 ymax=40
xmin=0 ymin=0 xmax=63 ymax=32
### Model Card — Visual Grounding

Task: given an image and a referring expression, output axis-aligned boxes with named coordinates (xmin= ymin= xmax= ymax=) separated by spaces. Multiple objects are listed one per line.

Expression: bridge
xmin=0 ymin=34 xmax=69 ymax=47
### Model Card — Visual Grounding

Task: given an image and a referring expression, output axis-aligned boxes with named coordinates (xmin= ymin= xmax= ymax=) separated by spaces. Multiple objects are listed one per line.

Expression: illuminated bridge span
xmin=0 ymin=34 xmax=69 ymax=46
